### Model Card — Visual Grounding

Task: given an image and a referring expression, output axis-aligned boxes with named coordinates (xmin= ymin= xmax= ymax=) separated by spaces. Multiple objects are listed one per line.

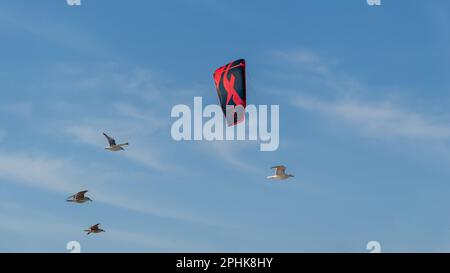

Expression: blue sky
xmin=0 ymin=0 xmax=449 ymax=252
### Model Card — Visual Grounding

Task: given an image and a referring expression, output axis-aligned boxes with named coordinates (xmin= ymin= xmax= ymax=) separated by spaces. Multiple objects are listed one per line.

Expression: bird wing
xmin=91 ymin=223 xmax=100 ymax=230
xmin=76 ymin=190 xmax=88 ymax=199
xmin=272 ymin=165 xmax=286 ymax=176
xmin=66 ymin=194 xmax=75 ymax=200
xmin=103 ymin=133 xmax=116 ymax=146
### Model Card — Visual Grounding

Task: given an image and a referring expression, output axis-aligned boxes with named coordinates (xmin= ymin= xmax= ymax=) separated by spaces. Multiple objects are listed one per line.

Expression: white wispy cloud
xmin=65 ymin=125 xmax=103 ymax=147
xmin=199 ymin=141 xmax=261 ymax=174
xmin=113 ymin=102 xmax=166 ymax=128
xmin=293 ymin=96 xmax=450 ymax=140
xmin=275 ymin=49 xmax=333 ymax=77
xmin=0 ymin=153 xmax=78 ymax=193
xmin=276 ymin=49 xmax=450 ymax=142
xmin=0 ymin=151 xmax=221 ymax=227
xmin=47 ymin=63 xmax=165 ymax=103
xmin=0 ymin=203 xmax=206 ymax=252
xmin=0 ymin=5 xmax=110 ymax=56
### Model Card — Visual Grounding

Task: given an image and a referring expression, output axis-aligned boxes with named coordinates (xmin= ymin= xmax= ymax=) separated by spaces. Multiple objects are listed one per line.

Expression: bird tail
xmin=85 ymin=230 xmax=91 ymax=235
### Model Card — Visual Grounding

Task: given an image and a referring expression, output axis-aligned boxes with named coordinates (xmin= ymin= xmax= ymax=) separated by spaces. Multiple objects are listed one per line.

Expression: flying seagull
xmin=267 ymin=165 xmax=294 ymax=180
xmin=84 ymin=223 xmax=105 ymax=235
xmin=103 ymin=133 xmax=129 ymax=151
xmin=66 ymin=190 xmax=92 ymax=203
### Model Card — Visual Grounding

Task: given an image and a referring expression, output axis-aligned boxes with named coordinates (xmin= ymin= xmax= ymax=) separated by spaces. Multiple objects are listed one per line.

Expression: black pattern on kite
xmin=213 ymin=59 xmax=247 ymax=126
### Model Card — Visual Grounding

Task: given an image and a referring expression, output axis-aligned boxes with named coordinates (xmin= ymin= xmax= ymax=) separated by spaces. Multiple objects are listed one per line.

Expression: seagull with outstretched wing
xmin=67 ymin=190 xmax=92 ymax=203
xmin=267 ymin=165 xmax=294 ymax=180
xmin=103 ymin=133 xmax=128 ymax=151
xmin=84 ymin=223 xmax=105 ymax=235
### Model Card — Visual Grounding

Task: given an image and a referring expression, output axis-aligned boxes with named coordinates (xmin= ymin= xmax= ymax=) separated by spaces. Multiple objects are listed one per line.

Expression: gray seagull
xmin=103 ymin=133 xmax=129 ymax=151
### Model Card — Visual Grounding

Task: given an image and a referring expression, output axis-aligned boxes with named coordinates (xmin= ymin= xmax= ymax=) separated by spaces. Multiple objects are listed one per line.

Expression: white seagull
xmin=66 ymin=190 xmax=92 ymax=203
xmin=267 ymin=165 xmax=294 ymax=180
xmin=103 ymin=133 xmax=129 ymax=151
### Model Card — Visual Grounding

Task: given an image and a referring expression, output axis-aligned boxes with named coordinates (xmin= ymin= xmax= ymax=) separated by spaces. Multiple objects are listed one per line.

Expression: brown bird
xmin=66 ymin=190 xmax=92 ymax=203
xmin=267 ymin=165 xmax=295 ymax=180
xmin=84 ymin=223 xmax=105 ymax=235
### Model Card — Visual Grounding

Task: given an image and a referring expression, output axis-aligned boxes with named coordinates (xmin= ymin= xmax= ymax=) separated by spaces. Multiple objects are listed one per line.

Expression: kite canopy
xmin=213 ymin=59 xmax=247 ymax=126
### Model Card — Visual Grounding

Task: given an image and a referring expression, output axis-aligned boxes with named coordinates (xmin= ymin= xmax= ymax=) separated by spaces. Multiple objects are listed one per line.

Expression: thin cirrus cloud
xmin=0 ymin=203 xmax=206 ymax=251
xmin=198 ymin=141 xmax=261 ymax=174
xmin=0 ymin=151 xmax=223 ymax=228
xmin=293 ymin=96 xmax=450 ymax=141
xmin=0 ymin=4 xmax=112 ymax=57
xmin=274 ymin=49 xmax=333 ymax=77
xmin=275 ymin=49 xmax=450 ymax=142
xmin=0 ymin=153 xmax=77 ymax=193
